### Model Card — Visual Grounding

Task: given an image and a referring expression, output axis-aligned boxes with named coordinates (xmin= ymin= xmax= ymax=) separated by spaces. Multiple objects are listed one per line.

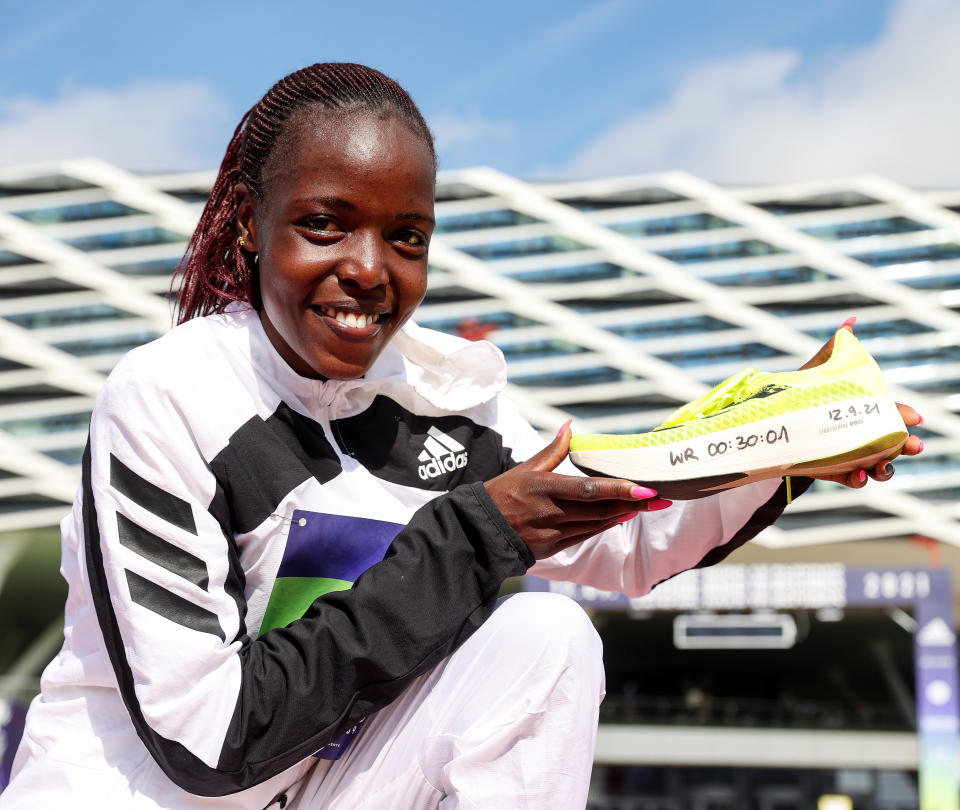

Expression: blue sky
xmin=3 ymin=0 xmax=958 ymax=184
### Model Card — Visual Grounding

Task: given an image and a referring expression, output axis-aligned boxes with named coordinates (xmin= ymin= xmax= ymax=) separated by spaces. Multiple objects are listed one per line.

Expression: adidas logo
xmin=417 ymin=426 xmax=469 ymax=480
xmin=741 ymin=383 xmax=789 ymax=402
xmin=917 ymin=617 xmax=956 ymax=647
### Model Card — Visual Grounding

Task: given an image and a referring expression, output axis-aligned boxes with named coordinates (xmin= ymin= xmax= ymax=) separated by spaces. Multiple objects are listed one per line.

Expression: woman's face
xmin=237 ymin=109 xmax=435 ymax=380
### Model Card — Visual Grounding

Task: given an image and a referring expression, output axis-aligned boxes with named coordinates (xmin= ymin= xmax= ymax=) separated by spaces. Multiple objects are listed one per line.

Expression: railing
xmin=599 ymin=692 xmax=910 ymax=731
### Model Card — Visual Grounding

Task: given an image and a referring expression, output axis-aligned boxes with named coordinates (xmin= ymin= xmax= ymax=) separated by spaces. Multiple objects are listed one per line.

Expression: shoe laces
xmin=658 ymin=368 xmax=765 ymax=428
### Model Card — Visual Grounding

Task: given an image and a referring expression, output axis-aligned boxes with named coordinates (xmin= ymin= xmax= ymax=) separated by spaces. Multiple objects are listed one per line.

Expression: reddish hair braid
xmin=172 ymin=63 xmax=435 ymax=324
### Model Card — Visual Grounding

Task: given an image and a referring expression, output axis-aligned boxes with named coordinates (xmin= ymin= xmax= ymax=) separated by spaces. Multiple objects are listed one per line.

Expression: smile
xmin=315 ymin=306 xmax=388 ymax=336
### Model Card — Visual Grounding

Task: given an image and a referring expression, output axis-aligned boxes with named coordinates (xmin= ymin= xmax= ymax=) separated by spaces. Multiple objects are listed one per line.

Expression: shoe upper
xmin=570 ymin=329 xmax=892 ymax=451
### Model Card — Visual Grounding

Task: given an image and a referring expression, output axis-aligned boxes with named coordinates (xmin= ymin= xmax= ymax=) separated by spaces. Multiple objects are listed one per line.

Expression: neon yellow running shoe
xmin=569 ymin=328 xmax=908 ymax=499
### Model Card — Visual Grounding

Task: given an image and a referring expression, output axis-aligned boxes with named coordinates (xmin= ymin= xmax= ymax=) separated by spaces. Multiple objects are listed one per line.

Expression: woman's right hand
xmin=483 ymin=421 xmax=671 ymax=560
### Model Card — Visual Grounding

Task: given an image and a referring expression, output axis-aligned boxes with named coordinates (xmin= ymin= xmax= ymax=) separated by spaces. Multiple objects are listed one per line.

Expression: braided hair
xmin=173 ymin=63 xmax=435 ymax=324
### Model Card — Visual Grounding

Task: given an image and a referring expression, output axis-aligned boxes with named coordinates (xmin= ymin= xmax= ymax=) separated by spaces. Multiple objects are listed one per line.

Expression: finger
xmin=538 ymin=474 xmax=659 ymax=503
xmin=839 ymin=315 xmax=857 ymax=333
xmin=901 ymin=435 xmax=923 ymax=456
xmin=551 ymin=496 xmax=673 ymax=525
xmin=799 ymin=336 xmax=835 ymax=371
xmin=553 ymin=507 xmax=672 ymax=536
xmin=868 ymin=461 xmax=895 ymax=482
xmin=799 ymin=317 xmax=855 ymax=371
xmin=812 ymin=469 xmax=867 ymax=488
xmin=843 ymin=469 xmax=869 ymax=489
xmin=518 ymin=419 xmax=574 ymax=474
xmin=896 ymin=402 xmax=921 ymax=427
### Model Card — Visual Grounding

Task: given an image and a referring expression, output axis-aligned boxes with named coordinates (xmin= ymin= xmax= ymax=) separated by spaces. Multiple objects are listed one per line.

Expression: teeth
xmin=321 ymin=307 xmax=380 ymax=329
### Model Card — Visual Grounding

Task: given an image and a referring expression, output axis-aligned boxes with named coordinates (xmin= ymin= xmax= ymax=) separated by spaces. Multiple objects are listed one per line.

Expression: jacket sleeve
xmin=492 ymin=396 xmax=809 ymax=597
xmin=530 ymin=475 xmax=809 ymax=596
xmin=81 ymin=363 xmax=533 ymax=797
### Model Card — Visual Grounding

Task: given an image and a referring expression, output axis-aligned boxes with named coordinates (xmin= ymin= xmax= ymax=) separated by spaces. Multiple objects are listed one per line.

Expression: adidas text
xmin=418 ymin=452 xmax=468 ymax=480
xmin=417 ymin=425 xmax=469 ymax=480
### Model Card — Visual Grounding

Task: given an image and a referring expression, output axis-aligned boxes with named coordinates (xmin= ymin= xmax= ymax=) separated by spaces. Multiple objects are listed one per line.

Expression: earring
xmin=238 ymin=235 xmax=247 ymax=248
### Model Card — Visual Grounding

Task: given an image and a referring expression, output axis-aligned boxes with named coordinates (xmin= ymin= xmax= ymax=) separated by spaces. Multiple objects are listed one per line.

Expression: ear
xmin=235 ymin=183 xmax=260 ymax=253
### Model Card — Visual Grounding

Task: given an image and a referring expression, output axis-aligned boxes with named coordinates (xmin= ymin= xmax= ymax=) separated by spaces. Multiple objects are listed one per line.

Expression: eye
xmin=395 ymin=228 xmax=429 ymax=249
xmin=298 ymin=215 xmax=342 ymax=234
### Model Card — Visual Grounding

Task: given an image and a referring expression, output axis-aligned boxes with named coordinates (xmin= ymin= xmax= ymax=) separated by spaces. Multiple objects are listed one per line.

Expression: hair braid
xmin=172 ymin=63 xmax=435 ymax=324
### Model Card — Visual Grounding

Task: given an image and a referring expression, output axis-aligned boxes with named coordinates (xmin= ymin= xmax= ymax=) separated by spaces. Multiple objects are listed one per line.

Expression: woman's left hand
xmin=812 ymin=402 xmax=924 ymax=488
xmin=800 ymin=319 xmax=924 ymax=489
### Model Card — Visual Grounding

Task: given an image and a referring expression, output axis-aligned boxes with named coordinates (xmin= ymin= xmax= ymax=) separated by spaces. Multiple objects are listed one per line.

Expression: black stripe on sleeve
xmin=694 ymin=476 xmax=814 ymax=570
xmin=84 ymin=440 xmax=227 ymax=791
xmin=111 ymin=453 xmax=197 ymax=534
xmin=639 ymin=478 xmax=813 ymax=597
xmin=117 ymin=512 xmax=209 ymax=589
xmin=125 ymin=569 xmax=225 ymax=641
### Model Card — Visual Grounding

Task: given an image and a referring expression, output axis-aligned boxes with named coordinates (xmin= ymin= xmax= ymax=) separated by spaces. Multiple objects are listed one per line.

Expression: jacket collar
xmin=224 ymin=303 xmax=507 ymax=413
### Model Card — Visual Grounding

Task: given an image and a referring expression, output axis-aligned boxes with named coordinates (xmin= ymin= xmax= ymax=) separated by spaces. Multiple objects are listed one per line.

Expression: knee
xmin=493 ymin=592 xmax=603 ymax=665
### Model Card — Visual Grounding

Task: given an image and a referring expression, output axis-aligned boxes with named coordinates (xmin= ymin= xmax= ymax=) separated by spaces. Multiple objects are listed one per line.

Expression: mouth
xmin=312 ymin=305 xmax=389 ymax=338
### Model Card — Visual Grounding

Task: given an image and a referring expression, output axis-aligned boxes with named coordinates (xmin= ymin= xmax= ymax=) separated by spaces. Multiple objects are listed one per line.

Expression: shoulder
xmin=103 ymin=314 xmax=229 ymax=398
xmin=93 ymin=310 xmax=259 ymax=450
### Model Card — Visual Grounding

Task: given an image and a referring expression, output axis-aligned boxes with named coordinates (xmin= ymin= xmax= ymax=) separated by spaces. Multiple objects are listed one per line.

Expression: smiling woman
xmin=1 ymin=62 xmax=920 ymax=810
xmin=237 ymin=109 xmax=435 ymax=380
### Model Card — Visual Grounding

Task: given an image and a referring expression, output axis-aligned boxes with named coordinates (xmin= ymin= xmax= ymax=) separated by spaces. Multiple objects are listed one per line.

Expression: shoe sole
xmin=570 ymin=395 xmax=908 ymax=500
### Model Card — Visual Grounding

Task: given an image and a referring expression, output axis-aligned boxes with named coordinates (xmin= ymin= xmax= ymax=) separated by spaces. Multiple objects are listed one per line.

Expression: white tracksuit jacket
xmin=2 ymin=305 xmax=796 ymax=808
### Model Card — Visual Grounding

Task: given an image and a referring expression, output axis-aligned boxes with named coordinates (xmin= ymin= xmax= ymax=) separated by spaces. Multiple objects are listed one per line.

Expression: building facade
xmin=1 ymin=160 xmax=958 ymax=806
xmin=1 ymin=159 xmax=956 ymax=547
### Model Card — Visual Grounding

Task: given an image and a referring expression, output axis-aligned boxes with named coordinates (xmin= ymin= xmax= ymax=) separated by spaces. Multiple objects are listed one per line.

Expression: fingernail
xmin=556 ymin=419 xmax=572 ymax=438
xmin=916 ymin=414 xmax=924 ymax=426
xmin=918 ymin=440 xmax=924 ymax=452
xmin=646 ymin=498 xmax=673 ymax=511
xmin=840 ymin=316 xmax=857 ymax=331
xmin=631 ymin=485 xmax=658 ymax=499
xmin=617 ymin=511 xmax=639 ymax=524
xmin=856 ymin=469 xmax=867 ymax=483
xmin=883 ymin=463 xmax=895 ymax=476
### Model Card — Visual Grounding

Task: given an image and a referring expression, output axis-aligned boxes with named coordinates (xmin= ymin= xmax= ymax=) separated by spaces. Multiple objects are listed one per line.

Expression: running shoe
xmin=568 ymin=328 xmax=908 ymax=499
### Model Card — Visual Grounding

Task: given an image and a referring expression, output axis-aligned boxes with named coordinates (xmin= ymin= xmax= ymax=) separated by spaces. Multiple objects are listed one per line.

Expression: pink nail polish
xmin=630 ymin=486 xmax=658 ymax=499
xmin=646 ymin=498 xmax=673 ymax=511
xmin=617 ymin=511 xmax=639 ymax=524
xmin=917 ymin=440 xmax=924 ymax=453
xmin=840 ymin=316 xmax=857 ymax=331
xmin=857 ymin=469 xmax=867 ymax=483
xmin=556 ymin=419 xmax=572 ymax=438
xmin=916 ymin=414 xmax=924 ymax=426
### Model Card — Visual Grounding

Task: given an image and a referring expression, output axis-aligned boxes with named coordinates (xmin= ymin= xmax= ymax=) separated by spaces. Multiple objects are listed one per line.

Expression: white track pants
xmin=289 ymin=592 xmax=605 ymax=810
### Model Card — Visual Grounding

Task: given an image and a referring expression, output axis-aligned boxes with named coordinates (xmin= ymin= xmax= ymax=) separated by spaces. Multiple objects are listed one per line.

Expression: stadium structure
xmin=0 ymin=159 xmax=958 ymax=808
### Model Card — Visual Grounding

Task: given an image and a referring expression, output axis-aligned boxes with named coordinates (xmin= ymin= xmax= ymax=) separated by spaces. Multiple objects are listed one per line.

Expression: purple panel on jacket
xmin=280 ymin=511 xmax=404 ymax=583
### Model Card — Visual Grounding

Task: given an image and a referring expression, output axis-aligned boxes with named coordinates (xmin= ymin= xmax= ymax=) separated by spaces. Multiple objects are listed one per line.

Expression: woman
xmin=3 ymin=63 xmax=921 ymax=809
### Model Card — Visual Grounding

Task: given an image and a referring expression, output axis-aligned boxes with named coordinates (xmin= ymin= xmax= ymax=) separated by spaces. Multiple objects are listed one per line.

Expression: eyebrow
xmin=397 ymin=211 xmax=436 ymax=225
xmin=294 ymin=196 xmax=435 ymax=225
xmin=296 ymin=195 xmax=357 ymax=211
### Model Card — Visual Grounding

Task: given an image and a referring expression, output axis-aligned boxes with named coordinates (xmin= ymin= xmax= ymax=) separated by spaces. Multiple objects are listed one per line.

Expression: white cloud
xmin=0 ymin=80 xmax=236 ymax=171
xmin=429 ymin=110 xmax=516 ymax=172
xmin=565 ymin=0 xmax=960 ymax=185
xmin=429 ymin=110 xmax=515 ymax=148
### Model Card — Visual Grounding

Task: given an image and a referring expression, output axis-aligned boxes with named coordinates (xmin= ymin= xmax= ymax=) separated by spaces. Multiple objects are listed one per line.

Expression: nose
xmin=338 ymin=229 xmax=388 ymax=289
